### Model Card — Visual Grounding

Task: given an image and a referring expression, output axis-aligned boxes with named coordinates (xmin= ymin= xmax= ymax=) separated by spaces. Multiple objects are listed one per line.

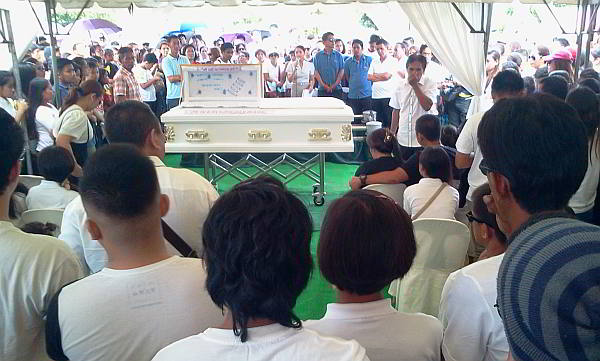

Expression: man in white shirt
xmin=26 ymin=146 xmax=78 ymax=210
xmin=59 ymin=101 xmax=219 ymax=274
xmin=152 ymin=177 xmax=368 ymax=361
xmin=45 ymin=144 xmax=223 ymax=361
xmin=368 ymin=38 xmax=398 ymax=128
xmin=390 ymin=54 xmax=438 ymax=160
xmin=133 ymin=52 xmax=161 ymax=115
xmin=0 ymin=109 xmax=82 ymax=361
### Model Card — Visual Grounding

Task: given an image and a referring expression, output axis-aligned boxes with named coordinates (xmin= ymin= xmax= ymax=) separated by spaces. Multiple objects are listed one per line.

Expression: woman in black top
xmin=354 ymin=128 xmax=403 ymax=180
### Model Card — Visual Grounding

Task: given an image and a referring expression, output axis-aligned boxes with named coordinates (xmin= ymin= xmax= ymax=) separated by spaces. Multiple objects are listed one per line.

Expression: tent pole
xmin=45 ymin=0 xmax=61 ymax=107
xmin=584 ymin=4 xmax=598 ymax=70
xmin=575 ymin=0 xmax=589 ymax=83
xmin=483 ymin=3 xmax=493 ymax=57
xmin=2 ymin=9 xmax=33 ymax=174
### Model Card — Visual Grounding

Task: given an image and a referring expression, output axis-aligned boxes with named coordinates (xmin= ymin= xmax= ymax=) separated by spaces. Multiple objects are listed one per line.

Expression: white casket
xmin=162 ymin=97 xmax=355 ymax=154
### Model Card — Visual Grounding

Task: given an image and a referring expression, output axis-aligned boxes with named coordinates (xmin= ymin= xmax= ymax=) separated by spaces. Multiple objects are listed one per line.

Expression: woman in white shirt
xmin=0 ymin=70 xmax=16 ymax=118
xmin=566 ymin=87 xmax=599 ymax=223
xmin=287 ymin=46 xmax=315 ymax=97
xmin=55 ymin=80 xmax=102 ymax=180
xmin=403 ymin=146 xmax=459 ymax=220
xmin=25 ymin=78 xmax=58 ymax=153
xmin=305 ymin=190 xmax=443 ymax=361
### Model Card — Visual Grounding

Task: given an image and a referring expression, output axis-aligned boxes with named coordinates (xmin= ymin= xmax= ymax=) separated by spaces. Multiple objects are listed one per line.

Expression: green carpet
xmin=164 ymin=154 xmax=357 ymax=320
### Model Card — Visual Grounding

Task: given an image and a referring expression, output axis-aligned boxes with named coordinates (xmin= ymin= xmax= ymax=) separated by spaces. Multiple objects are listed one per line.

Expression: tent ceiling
xmin=20 ymin=0 xmax=578 ymax=9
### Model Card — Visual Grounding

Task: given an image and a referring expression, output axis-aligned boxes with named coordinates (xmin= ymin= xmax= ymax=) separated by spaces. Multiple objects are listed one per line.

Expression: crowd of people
xmin=0 ymin=25 xmax=599 ymax=361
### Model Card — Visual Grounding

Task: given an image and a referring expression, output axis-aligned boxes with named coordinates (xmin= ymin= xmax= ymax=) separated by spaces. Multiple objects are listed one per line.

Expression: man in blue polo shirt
xmin=314 ymin=32 xmax=345 ymax=99
xmin=162 ymin=35 xmax=190 ymax=110
xmin=344 ymin=39 xmax=372 ymax=118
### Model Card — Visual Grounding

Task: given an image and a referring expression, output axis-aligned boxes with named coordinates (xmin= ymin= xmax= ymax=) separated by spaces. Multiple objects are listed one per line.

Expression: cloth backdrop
xmin=400 ymin=2 xmax=488 ymax=115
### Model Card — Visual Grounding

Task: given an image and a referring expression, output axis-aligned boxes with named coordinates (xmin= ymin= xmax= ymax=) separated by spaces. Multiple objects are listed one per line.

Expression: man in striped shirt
xmin=113 ymin=47 xmax=141 ymax=104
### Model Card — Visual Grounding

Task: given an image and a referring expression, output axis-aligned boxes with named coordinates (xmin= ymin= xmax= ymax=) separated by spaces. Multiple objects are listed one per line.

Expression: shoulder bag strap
xmin=161 ymin=219 xmax=199 ymax=258
xmin=412 ymin=183 xmax=448 ymax=221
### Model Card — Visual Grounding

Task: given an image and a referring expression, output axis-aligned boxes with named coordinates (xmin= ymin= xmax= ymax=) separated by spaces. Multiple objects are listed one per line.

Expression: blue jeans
xmin=167 ymin=98 xmax=181 ymax=111
xmin=575 ymin=209 xmax=594 ymax=223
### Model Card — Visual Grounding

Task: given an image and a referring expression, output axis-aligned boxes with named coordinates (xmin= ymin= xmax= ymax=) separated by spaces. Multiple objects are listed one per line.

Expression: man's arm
xmin=333 ymin=68 xmax=345 ymax=88
xmin=390 ymin=108 xmax=400 ymax=135
xmin=412 ymin=82 xmax=433 ymax=111
xmin=349 ymin=167 xmax=409 ymax=190
xmin=166 ymin=75 xmax=182 ymax=83
xmin=455 ymin=152 xmax=473 ymax=169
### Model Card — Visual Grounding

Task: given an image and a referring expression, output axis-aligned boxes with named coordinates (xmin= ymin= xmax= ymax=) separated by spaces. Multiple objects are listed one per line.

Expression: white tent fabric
xmin=18 ymin=0 xmax=577 ymax=9
xmin=400 ymin=2 xmax=485 ymax=107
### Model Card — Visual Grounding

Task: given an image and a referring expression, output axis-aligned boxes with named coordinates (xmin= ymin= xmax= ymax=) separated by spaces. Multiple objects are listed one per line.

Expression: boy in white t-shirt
xmin=26 ymin=146 xmax=78 ymax=210
xmin=45 ymin=144 xmax=223 ymax=361
xmin=153 ymin=176 xmax=369 ymax=361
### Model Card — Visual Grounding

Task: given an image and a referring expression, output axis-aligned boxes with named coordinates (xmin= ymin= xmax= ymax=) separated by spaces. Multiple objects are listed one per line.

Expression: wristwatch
xmin=359 ymin=174 xmax=367 ymax=187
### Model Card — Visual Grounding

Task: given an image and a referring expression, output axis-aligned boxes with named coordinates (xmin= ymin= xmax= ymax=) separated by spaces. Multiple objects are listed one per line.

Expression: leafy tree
xmin=53 ymin=11 xmax=113 ymax=27
xmin=360 ymin=13 xmax=378 ymax=31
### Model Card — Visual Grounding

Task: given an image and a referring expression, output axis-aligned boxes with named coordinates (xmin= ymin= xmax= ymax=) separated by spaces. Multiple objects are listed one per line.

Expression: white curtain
xmin=400 ymin=2 xmax=487 ymax=114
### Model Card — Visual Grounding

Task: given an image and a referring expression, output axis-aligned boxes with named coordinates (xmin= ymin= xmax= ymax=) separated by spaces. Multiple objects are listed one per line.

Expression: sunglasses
xmin=466 ymin=211 xmax=492 ymax=227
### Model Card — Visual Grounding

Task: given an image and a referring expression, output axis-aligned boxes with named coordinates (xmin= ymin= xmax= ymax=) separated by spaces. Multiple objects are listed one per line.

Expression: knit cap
xmin=497 ymin=214 xmax=600 ymax=361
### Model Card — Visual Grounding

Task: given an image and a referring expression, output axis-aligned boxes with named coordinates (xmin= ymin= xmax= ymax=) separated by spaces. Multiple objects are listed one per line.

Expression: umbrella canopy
xmin=221 ymin=32 xmax=253 ymax=43
xmin=180 ymin=22 xmax=208 ymax=32
xmin=72 ymin=18 xmax=122 ymax=34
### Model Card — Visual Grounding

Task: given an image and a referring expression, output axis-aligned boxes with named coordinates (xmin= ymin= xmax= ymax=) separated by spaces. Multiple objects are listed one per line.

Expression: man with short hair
xmin=539 ymin=75 xmax=569 ymax=100
xmin=59 ymin=101 xmax=219 ymax=275
xmin=478 ymin=94 xmax=600 ymax=361
xmin=162 ymin=35 xmax=190 ymax=110
xmin=216 ymin=42 xmax=234 ymax=64
xmin=344 ymin=39 xmax=372 ymax=118
xmin=390 ymin=54 xmax=438 ymax=160
xmin=0 ymin=109 xmax=82 ymax=361
xmin=314 ymin=32 xmax=345 ymax=99
xmin=113 ymin=47 xmax=142 ymax=104
xmin=368 ymin=34 xmax=380 ymax=55
xmin=368 ymin=38 xmax=398 ymax=128
xmin=134 ymin=53 xmax=161 ymax=114
xmin=54 ymin=58 xmax=76 ymax=107
xmin=103 ymin=48 xmax=119 ymax=79
xmin=46 ymin=144 xmax=223 ymax=361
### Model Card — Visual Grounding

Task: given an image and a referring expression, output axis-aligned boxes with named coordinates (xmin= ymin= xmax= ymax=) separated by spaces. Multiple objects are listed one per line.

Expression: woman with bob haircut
xmin=305 ymin=190 xmax=442 ymax=361
xmin=152 ymin=176 xmax=368 ymax=361
xmin=403 ymin=146 xmax=459 ymax=220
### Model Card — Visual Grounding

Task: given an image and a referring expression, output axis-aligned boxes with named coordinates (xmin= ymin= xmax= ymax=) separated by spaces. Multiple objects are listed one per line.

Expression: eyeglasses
xmin=466 ymin=211 xmax=492 ymax=227
xmin=478 ymin=157 xmax=497 ymax=177
xmin=325 ymin=38 xmax=334 ymax=42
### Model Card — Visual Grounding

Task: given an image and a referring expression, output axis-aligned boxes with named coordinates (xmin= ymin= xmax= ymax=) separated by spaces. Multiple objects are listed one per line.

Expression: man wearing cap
xmin=478 ymin=93 xmax=600 ymax=361
xmin=543 ymin=49 xmax=574 ymax=84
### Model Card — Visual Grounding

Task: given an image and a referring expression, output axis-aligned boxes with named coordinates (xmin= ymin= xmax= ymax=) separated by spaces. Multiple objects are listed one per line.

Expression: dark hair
xmin=406 ymin=54 xmax=427 ymax=69
xmin=471 ymin=183 xmax=507 ymax=245
xmin=493 ymin=43 xmax=505 ymax=56
xmin=441 ymin=125 xmax=458 ymax=149
xmin=501 ymin=61 xmax=520 ymax=73
xmin=375 ymin=38 xmax=388 ymax=47
xmin=165 ymin=35 xmax=179 ymax=44
xmin=56 ymin=58 xmax=74 ymax=74
xmin=579 ymin=68 xmax=600 ymax=81
xmin=221 ymin=42 xmax=234 ymax=51
xmin=540 ymin=75 xmax=569 ymax=100
xmin=60 ymin=80 xmax=103 ymax=116
xmin=419 ymin=146 xmax=452 ymax=183
xmin=534 ymin=66 xmax=549 ymax=80
xmin=294 ymin=45 xmax=305 ymax=53
xmin=487 ymin=50 xmax=500 ymax=63
xmin=554 ymin=37 xmax=570 ymax=47
xmin=415 ymin=114 xmax=440 ymax=141
xmin=578 ymin=78 xmax=600 ymax=94
xmin=235 ymin=43 xmax=246 ymax=52
xmin=566 ymin=87 xmax=600 ymax=160
xmin=182 ymin=44 xmax=198 ymax=61
xmin=86 ymin=58 xmax=99 ymax=69
xmin=80 ymin=144 xmax=159 ymax=218
xmin=268 ymin=52 xmax=279 ymax=58
xmin=369 ymin=34 xmax=380 ymax=44
xmin=0 ymin=109 xmax=24 ymax=195
xmin=254 ymin=49 xmax=266 ymax=57
xmin=523 ymin=76 xmax=535 ymax=95
xmin=71 ymin=57 xmax=88 ymax=71
xmin=351 ymin=39 xmax=363 ymax=49
xmin=17 ymin=63 xmax=36 ymax=96
xmin=367 ymin=128 xmax=402 ymax=160
xmin=507 ymin=52 xmax=523 ymax=67
xmin=202 ymin=176 xmax=312 ymax=342
xmin=491 ymin=70 xmax=524 ymax=95
xmin=322 ymin=31 xmax=334 ymax=42
xmin=25 ymin=78 xmax=50 ymax=141
xmin=38 ymin=146 xmax=74 ymax=183
xmin=318 ymin=190 xmax=416 ymax=295
xmin=20 ymin=222 xmax=57 ymax=236
xmin=117 ymin=47 xmax=133 ymax=62
xmin=0 ymin=70 xmax=15 ymax=88
xmin=419 ymin=44 xmax=429 ymax=54
xmin=105 ymin=100 xmax=160 ymax=147
xmin=143 ymin=53 xmax=158 ymax=64
xmin=549 ymin=59 xmax=574 ymax=83
xmin=334 ymin=39 xmax=345 ymax=53
xmin=477 ymin=94 xmax=588 ymax=213
xmin=537 ymin=45 xmax=550 ymax=57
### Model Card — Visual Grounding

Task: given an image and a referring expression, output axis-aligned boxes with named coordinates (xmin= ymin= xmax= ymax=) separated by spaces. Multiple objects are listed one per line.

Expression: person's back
xmin=305 ymin=190 xmax=441 ymax=361
xmin=26 ymin=181 xmax=77 ymax=209
xmin=152 ymin=176 xmax=368 ymax=361
xmin=0 ymin=109 xmax=82 ymax=361
xmin=46 ymin=144 xmax=223 ymax=361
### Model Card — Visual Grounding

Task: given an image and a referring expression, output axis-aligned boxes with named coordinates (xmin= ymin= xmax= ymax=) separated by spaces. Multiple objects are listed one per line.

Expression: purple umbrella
xmin=220 ymin=32 xmax=253 ymax=44
xmin=72 ymin=19 xmax=122 ymax=35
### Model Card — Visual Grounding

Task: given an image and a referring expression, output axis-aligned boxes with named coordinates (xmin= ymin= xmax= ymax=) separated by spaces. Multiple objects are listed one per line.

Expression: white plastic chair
xmin=389 ymin=218 xmax=469 ymax=317
xmin=363 ymin=183 xmax=407 ymax=205
xmin=19 ymin=175 xmax=44 ymax=189
xmin=19 ymin=208 xmax=64 ymax=236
